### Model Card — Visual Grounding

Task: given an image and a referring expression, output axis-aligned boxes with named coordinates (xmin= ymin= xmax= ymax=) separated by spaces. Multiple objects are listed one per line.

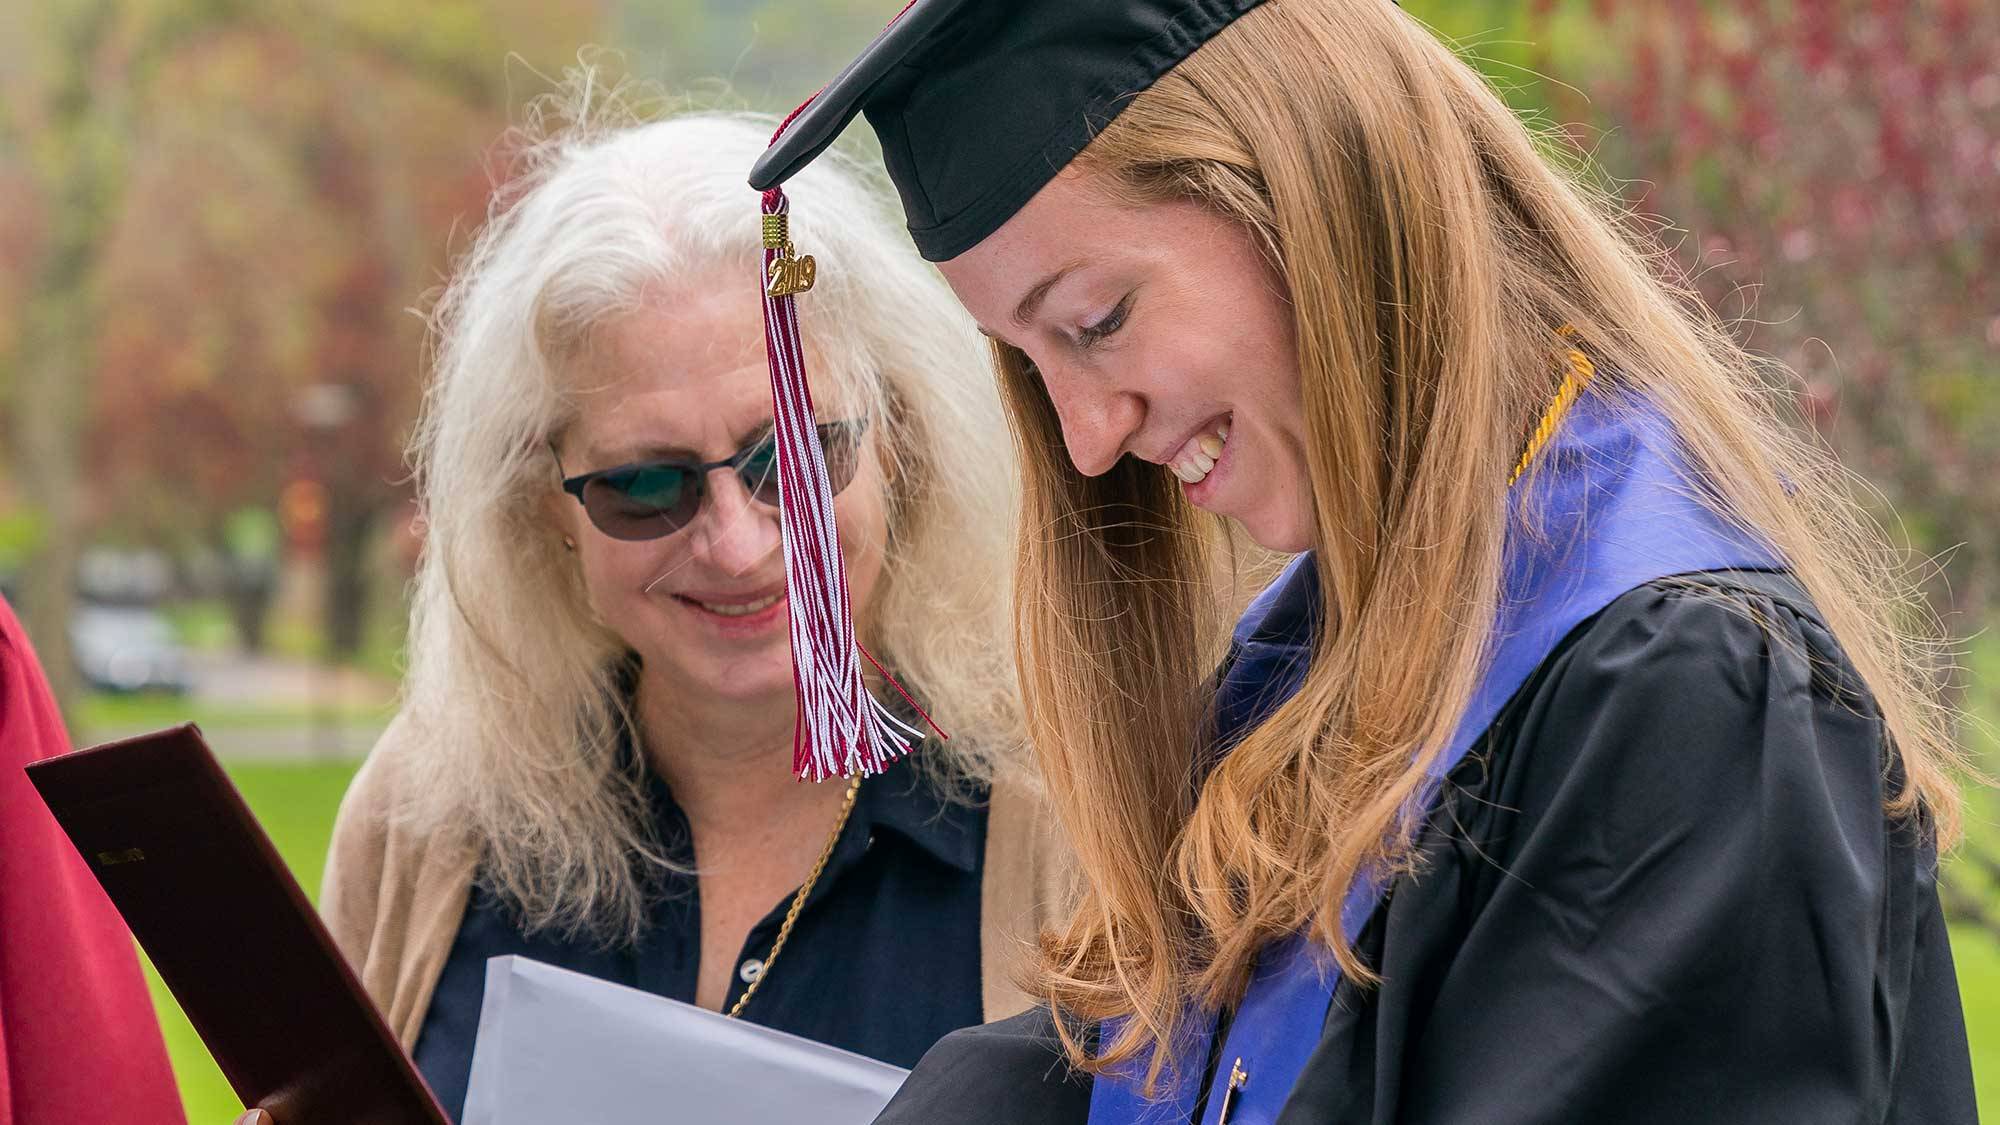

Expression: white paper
xmin=461 ymin=955 xmax=909 ymax=1125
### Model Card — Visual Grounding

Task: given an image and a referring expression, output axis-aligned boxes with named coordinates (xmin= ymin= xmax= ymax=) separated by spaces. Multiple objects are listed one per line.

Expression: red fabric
xmin=0 ymin=596 xmax=185 ymax=1125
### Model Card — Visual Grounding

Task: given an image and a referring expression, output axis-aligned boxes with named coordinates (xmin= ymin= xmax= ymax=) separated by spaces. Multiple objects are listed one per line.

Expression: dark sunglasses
xmin=553 ymin=418 xmax=869 ymax=542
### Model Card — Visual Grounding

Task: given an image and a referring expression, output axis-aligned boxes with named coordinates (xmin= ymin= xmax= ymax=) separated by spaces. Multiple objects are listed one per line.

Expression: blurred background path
xmin=88 ymin=648 xmax=394 ymax=758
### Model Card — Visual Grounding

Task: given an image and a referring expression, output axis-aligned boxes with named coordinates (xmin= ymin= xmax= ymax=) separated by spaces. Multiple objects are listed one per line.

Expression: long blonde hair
xmin=1000 ymin=0 xmax=1965 ymax=1083
xmin=391 ymin=78 xmax=1022 ymax=943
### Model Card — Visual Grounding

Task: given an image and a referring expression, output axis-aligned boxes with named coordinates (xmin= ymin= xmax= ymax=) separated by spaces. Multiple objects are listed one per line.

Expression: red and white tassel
xmin=758 ymin=186 xmax=929 ymax=781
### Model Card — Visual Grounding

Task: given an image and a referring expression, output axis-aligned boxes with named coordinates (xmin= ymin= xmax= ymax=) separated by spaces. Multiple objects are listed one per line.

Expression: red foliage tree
xmin=1533 ymin=1 xmax=2000 ymax=630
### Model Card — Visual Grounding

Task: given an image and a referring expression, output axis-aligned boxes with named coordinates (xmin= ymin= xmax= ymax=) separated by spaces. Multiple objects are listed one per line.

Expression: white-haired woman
xmin=311 ymin=100 xmax=1066 ymax=1121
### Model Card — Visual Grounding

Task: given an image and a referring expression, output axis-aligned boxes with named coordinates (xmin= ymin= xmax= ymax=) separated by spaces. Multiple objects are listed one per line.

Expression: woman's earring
xmin=562 ymin=536 xmax=576 ymax=553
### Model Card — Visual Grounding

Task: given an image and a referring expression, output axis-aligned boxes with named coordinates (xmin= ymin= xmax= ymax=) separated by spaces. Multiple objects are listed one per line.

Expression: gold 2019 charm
xmin=762 ymin=212 xmax=817 ymax=297
xmin=766 ymin=250 xmax=817 ymax=297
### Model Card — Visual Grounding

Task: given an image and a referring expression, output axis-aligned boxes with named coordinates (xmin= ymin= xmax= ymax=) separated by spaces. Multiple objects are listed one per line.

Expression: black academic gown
xmin=875 ymin=570 xmax=1975 ymax=1124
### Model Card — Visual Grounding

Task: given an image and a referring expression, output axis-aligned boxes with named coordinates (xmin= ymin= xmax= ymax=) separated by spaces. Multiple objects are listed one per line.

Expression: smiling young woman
xmin=748 ymin=1 xmax=1973 ymax=1122
xmin=947 ymin=184 xmax=1310 ymax=548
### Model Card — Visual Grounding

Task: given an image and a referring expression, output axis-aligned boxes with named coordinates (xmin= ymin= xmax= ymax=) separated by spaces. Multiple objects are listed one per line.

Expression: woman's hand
xmin=233 ymin=1110 xmax=274 ymax=1125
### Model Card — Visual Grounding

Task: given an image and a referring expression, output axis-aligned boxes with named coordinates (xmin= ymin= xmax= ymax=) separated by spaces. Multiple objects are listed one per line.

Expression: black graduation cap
xmin=750 ymin=0 xmax=1267 ymax=262
xmin=748 ymin=0 xmax=1269 ymax=782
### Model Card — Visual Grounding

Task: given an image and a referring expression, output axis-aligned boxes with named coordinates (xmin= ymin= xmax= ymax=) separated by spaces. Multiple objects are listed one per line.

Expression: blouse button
xmin=738 ymin=958 xmax=766 ymax=984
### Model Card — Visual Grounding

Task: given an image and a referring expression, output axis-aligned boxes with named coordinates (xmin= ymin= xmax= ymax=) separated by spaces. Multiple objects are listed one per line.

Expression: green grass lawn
xmin=153 ymin=758 xmax=2000 ymax=1121
xmin=1952 ymin=634 xmax=2000 ymax=1116
xmin=1955 ymin=924 xmax=2000 ymax=1114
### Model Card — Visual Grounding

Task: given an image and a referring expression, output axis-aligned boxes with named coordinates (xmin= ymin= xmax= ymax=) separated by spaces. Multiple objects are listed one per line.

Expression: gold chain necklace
xmin=724 ymin=773 xmax=864 ymax=1019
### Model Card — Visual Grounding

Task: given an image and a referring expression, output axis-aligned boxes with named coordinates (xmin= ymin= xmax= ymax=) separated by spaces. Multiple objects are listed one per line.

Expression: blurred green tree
xmin=610 ymin=0 xmax=907 ymax=112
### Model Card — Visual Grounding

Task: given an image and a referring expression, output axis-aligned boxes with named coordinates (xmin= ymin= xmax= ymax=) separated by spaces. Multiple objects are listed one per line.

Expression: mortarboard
xmin=747 ymin=0 xmax=1270 ymax=780
xmin=751 ymin=0 xmax=1268 ymax=262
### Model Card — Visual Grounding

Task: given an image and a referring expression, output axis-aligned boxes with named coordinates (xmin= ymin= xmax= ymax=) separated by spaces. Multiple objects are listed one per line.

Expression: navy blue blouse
xmin=412 ymin=753 xmax=988 ymax=1122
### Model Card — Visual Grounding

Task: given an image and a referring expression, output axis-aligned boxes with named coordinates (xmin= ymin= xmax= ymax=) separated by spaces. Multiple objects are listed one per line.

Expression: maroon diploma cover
xmin=25 ymin=724 xmax=449 ymax=1124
